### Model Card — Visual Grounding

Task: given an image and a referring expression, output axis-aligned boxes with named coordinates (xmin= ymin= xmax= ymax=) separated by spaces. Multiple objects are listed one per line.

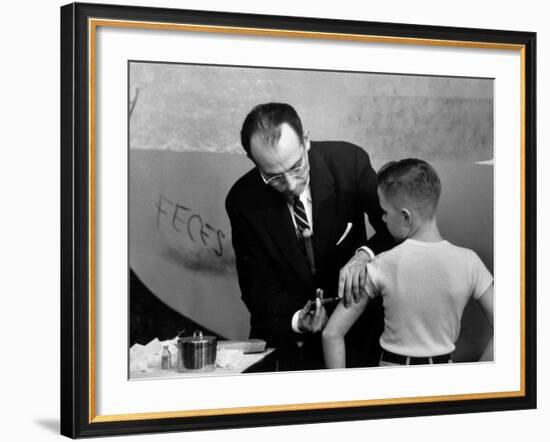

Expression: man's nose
xmin=284 ymin=174 xmax=297 ymax=191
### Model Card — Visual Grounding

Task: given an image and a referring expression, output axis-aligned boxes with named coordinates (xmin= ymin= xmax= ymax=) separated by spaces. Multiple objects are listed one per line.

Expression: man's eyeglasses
xmin=259 ymin=147 xmax=309 ymax=188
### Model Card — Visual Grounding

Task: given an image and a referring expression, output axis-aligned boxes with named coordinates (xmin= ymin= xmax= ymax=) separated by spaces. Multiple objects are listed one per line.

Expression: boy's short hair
xmin=377 ymin=159 xmax=441 ymax=218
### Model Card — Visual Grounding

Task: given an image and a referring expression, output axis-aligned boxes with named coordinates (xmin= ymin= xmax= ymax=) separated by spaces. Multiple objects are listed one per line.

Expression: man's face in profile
xmin=250 ymin=123 xmax=310 ymax=201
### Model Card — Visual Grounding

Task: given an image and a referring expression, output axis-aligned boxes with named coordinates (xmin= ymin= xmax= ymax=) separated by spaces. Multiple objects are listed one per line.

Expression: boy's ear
xmin=401 ymin=208 xmax=412 ymax=226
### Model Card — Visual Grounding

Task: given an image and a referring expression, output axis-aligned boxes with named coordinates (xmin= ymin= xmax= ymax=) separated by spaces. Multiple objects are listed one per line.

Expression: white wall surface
xmin=0 ymin=0 xmax=546 ymax=440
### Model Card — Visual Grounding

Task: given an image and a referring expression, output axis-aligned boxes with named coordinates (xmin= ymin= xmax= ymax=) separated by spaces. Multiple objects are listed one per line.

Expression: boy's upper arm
xmin=477 ymin=283 xmax=494 ymax=327
xmin=365 ymin=261 xmax=381 ymax=299
xmin=324 ymin=257 xmax=381 ymax=338
xmin=325 ymin=297 xmax=368 ymax=337
xmin=470 ymin=252 xmax=493 ymax=300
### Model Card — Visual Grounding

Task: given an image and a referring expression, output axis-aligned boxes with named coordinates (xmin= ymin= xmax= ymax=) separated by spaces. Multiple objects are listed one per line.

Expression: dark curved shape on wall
xmin=129 ymin=268 xmax=224 ymax=345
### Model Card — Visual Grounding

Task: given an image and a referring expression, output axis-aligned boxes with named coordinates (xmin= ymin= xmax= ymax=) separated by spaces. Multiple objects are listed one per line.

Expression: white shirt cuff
xmin=356 ymin=245 xmax=375 ymax=261
xmin=291 ymin=310 xmax=303 ymax=333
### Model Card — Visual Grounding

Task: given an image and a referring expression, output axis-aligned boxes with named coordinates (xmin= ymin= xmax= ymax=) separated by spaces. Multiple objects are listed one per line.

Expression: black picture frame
xmin=60 ymin=2 xmax=537 ymax=438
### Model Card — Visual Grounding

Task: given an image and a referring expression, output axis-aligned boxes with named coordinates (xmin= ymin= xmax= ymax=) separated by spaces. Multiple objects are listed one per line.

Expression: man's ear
xmin=303 ymin=130 xmax=311 ymax=151
xmin=401 ymin=208 xmax=413 ymax=227
xmin=247 ymin=152 xmax=257 ymax=165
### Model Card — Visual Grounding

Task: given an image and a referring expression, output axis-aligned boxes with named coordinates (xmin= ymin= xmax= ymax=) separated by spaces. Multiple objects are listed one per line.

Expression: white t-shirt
xmin=365 ymin=239 xmax=493 ymax=357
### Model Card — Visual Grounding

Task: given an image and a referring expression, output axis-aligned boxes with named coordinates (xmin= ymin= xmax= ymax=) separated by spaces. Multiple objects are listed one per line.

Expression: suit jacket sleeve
xmin=225 ymin=197 xmax=305 ymax=346
xmin=355 ymin=148 xmax=396 ymax=254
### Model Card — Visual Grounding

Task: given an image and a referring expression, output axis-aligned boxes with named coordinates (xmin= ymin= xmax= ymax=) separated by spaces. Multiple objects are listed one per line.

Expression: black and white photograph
xmin=2 ymin=0 xmax=545 ymax=440
xmin=57 ymin=2 xmax=536 ymax=437
xmin=128 ymin=61 xmax=495 ymax=378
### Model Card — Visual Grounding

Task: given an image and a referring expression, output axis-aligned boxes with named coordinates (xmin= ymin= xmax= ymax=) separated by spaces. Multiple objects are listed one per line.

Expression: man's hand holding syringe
xmin=297 ymin=288 xmax=340 ymax=333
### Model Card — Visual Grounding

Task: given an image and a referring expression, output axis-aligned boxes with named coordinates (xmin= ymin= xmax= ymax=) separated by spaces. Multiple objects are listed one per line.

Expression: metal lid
xmin=178 ymin=330 xmax=216 ymax=345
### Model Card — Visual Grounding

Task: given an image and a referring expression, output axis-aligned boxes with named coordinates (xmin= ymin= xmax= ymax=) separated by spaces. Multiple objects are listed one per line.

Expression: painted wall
xmin=129 ymin=62 xmax=494 ymax=360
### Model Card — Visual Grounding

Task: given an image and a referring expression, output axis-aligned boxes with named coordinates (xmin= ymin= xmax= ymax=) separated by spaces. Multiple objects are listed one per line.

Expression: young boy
xmin=322 ymin=159 xmax=494 ymax=368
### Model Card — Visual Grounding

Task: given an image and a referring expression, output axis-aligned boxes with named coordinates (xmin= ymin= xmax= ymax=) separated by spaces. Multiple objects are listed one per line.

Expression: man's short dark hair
xmin=240 ymin=103 xmax=304 ymax=157
xmin=377 ymin=158 xmax=442 ymax=217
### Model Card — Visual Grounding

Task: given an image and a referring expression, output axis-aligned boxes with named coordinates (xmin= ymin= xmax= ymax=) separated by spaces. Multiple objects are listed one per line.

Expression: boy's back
xmin=322 ymin=159 xmax=494 ymax=368
xmin=366 ymin=239 xmax=493 ymax=357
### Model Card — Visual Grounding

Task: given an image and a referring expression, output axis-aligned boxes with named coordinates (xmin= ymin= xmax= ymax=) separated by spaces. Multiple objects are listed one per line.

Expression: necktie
xmin=292 ymin=197 xmax=310 ymax=236
xmin=293 ymin=197 xmax=315 ymax=274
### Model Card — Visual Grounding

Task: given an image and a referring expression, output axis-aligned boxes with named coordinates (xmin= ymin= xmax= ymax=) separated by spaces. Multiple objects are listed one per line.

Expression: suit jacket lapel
xmin=309 ymin=146 xmax=337 ymax=275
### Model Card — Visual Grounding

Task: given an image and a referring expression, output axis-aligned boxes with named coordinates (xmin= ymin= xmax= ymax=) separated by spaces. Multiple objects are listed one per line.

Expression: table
xmin=130 ymin=344 xmax=276 ymax=380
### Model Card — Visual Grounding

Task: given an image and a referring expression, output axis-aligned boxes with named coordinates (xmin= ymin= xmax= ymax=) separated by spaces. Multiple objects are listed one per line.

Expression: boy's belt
xmin=381 ymin=350 xmax=452 ymax=365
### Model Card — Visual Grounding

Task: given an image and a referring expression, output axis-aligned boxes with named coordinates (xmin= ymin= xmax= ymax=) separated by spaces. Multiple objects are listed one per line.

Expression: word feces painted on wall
xmin=156 ymin=195 xmax=226 ymax=258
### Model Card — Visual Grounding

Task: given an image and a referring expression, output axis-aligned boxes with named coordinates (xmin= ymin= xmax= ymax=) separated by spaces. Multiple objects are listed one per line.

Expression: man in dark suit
xmin=226 ymin=103 xmax=394 ymax=370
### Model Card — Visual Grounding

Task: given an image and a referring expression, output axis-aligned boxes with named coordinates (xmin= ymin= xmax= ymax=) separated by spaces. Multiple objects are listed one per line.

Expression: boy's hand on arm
xmin=338 ymin=248 xmax=372 ymax=307
xmin=479 ymin=337 xmax=494 ymax=362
